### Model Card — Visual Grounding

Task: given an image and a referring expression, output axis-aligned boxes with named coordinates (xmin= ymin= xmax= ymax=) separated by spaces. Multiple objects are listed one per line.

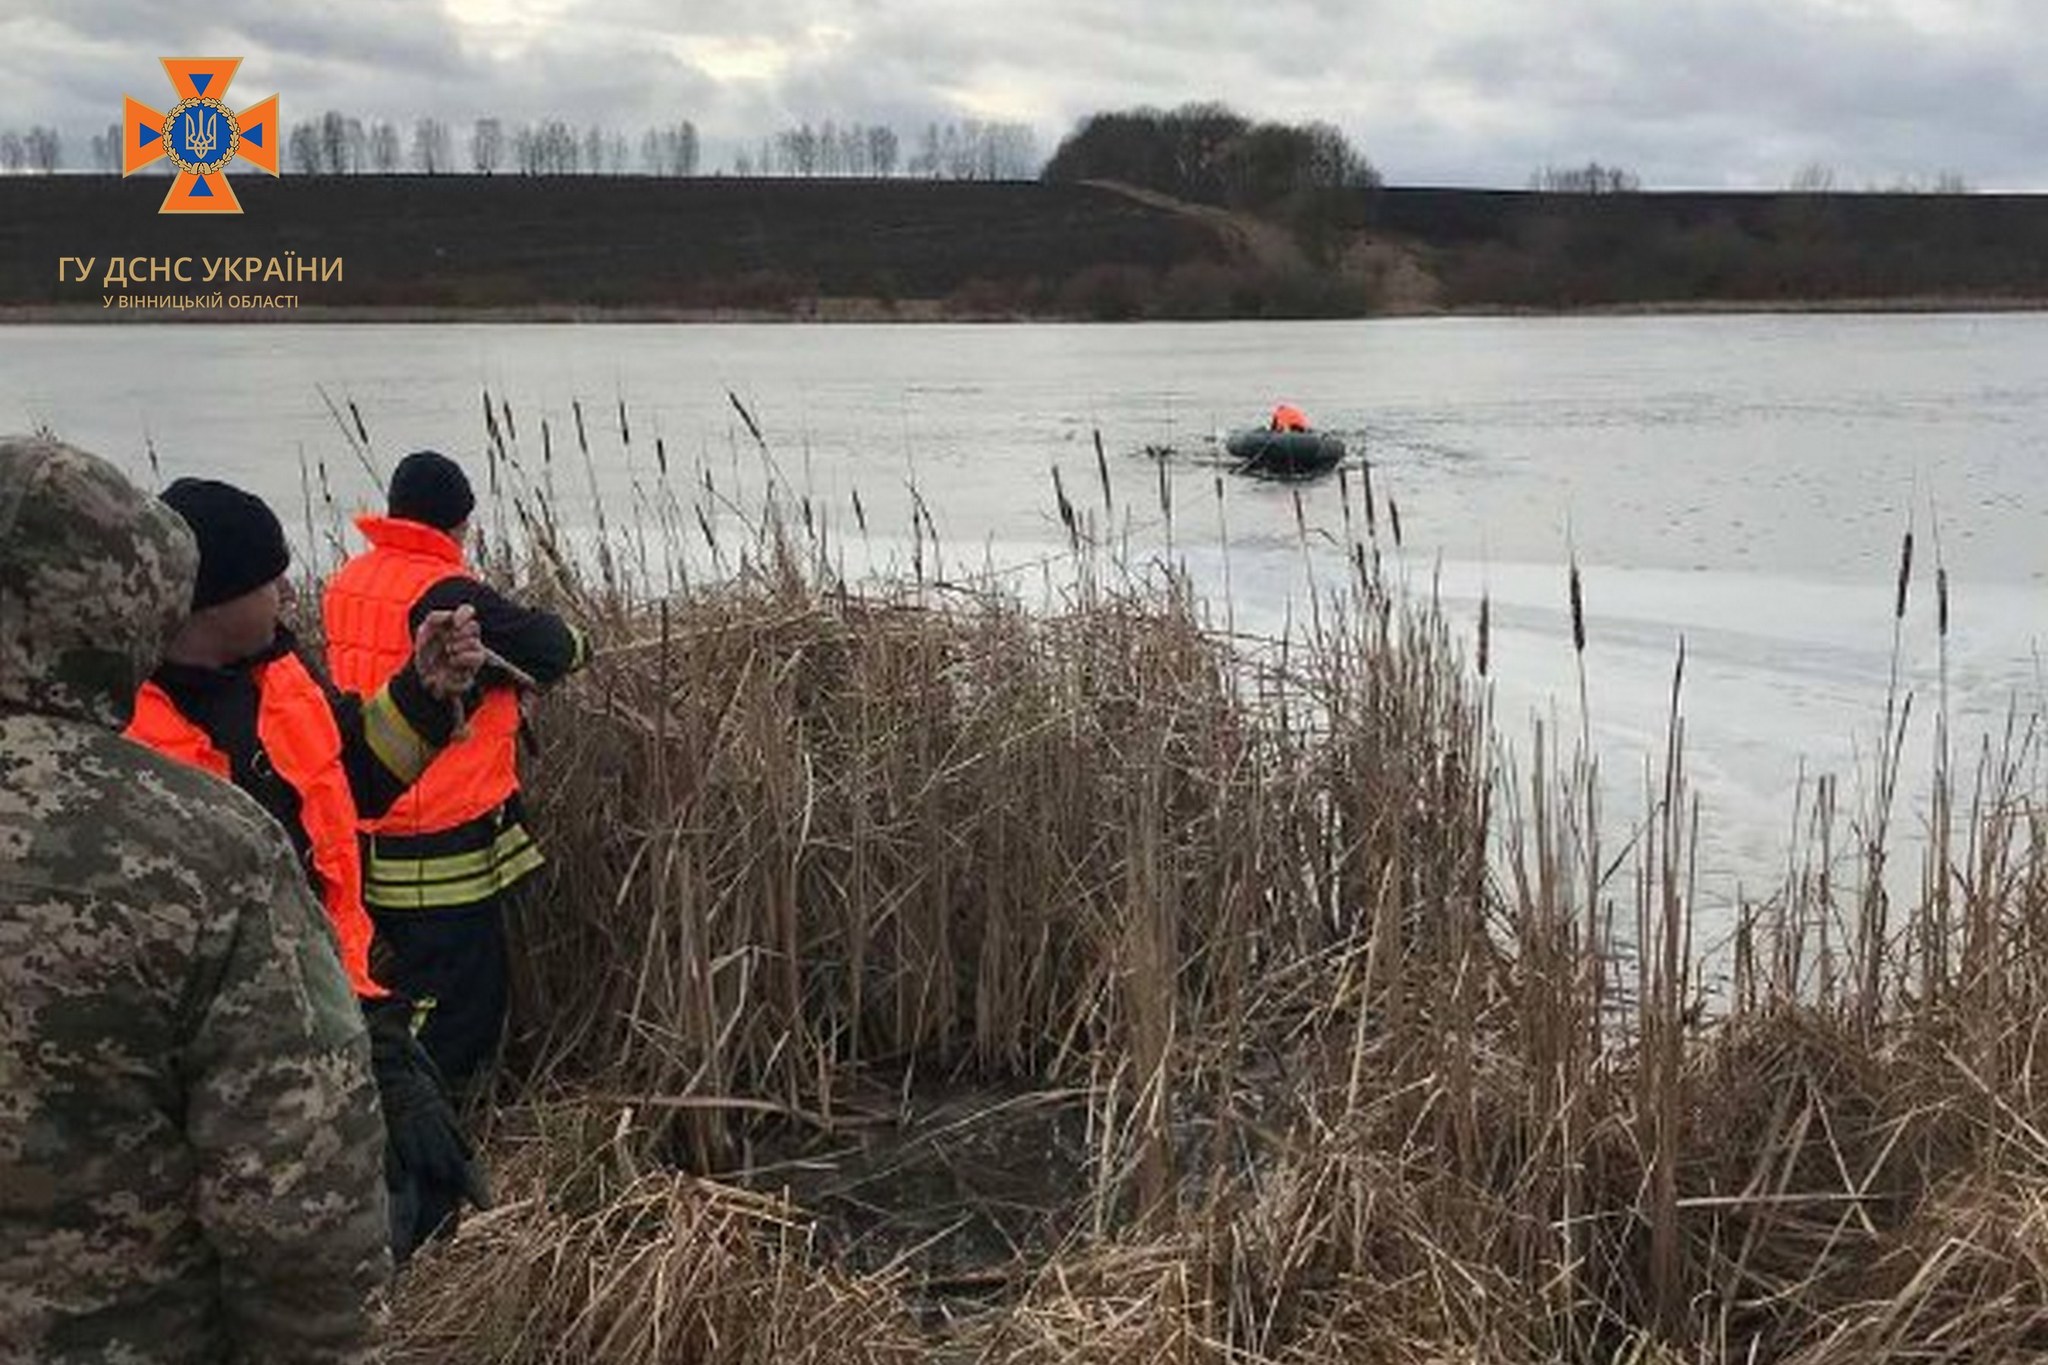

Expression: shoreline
xmin=6 ymin=293 xmax=2048 ymax=324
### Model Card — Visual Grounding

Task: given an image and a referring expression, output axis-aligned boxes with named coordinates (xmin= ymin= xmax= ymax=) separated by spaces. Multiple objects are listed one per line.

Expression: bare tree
xmin=22 ymin=126 xmax=60 ymax=173
xmin=288 ymin=122 xmax=321 ymax=175
xmin=89 ymin=122 xmax=121 ymax=172
xmin=1530 ymin=161 xmax=1641 ymax=193
xmin=318 ymin=111 xmax=348 ymax=173
xmin=909 ymin=123 xmax=939 ymax=177
xmin=368 ymin=120 xmax=401 ymax=172
xmin=986 ymin=122 xmax=1036 ymax=178
xmin=644 ymin=122 xmax=701 ymax=176
xmin=471 ymin=117 xmax=504 ymax=174
xmin=0 ymin=131 xmax=23 ymax=173
xmin=1789 ymin=161 xmax=1836 ymax=192
xmin=867 ymin=124 xmax=898 ymax=177
xmin=641 ymin=126 xmax=665 ymax=174
xmin=787 ymin=122 xmax=818 ymax=175
xmin=545 ymin=120 xmax=578 ymax=173
xmin=511 ymin=120 xmax=580 ymax=174
xmin=412 ymin=117 xmax=451 ymax=173
xmin=343 ymin=117 xmax=367 ymax=173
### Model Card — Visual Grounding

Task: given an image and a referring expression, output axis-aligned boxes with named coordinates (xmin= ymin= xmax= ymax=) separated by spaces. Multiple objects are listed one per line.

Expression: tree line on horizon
xmin=0 ymin=109 xmax=1979 ymax=195
xmin=31 ymin=113 xmax=1037 ymax=180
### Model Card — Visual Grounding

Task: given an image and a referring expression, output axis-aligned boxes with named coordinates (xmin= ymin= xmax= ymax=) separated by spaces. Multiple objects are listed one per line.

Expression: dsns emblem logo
xmin=123 ymin=59 xmax=278 ymax=214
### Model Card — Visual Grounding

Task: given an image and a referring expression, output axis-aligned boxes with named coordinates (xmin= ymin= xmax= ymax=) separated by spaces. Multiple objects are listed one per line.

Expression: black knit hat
xmin=388 ymin=449 xmax=475 ymax=532
xmin=159 ymin=478 xmax=290 ymax=610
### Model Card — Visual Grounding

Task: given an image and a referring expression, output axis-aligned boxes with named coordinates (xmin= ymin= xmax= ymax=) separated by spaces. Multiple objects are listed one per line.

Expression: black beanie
xmin=160 ymin=478 xmax=290 ymax=610
xmin=388 ymin=450 xmax=474 ymax=532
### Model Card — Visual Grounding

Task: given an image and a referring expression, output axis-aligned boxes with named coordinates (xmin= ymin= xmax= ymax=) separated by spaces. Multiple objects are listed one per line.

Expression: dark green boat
xmin=1226 ymin=428 xmax=1347 ymax=477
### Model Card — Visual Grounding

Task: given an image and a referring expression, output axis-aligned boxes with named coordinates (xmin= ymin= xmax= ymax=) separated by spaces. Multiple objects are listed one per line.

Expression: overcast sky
xmin=2 ymin=0 xmax=2039 ymax=188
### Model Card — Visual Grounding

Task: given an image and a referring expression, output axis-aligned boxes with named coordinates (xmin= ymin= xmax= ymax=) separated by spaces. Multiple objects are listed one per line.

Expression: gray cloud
xmin=1 ymin=0 xmax=2038 ymax=186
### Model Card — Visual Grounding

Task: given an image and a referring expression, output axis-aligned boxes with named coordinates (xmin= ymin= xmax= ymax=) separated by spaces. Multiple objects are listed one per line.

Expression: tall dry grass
xmin=381 ymin=395 xmax=2048 ymax=1363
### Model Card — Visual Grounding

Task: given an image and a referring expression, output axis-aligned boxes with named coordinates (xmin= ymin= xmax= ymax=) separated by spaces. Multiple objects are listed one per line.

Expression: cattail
xmin=1569 ymin=560 xmax=1586 ymax=654
xmin=1291 ymin=488 xmax=1306 ymax=539
xmin=654 ymin=436 xmax=668 ymax=478
xmin=501 ymin=398 xmax=516 ymax=444
xmin=851 ymin=487 xmax=868 ymax=534
xmin=1094 ymin=428 xmax=1113 ymax=514
xmin=1388 ymin=496 xmax=1403 ymax=549
xmin=348 ymin=398 xmax=368 ymax=448
xmin=573 ymin=398 xmax=590 ymax=455
xmin=1478 ymin=591 xmax=1491 ymax=677
xmin=1337 ymin=465 xmax=1353 ymax=538
xmin=1052 ymin=466 xmax=1076 ymax=538
xmin=1156 ymin=457 xmax=1172 ymax=524
xmin=727 ymin=389 xmax=766 ymax=447
xmin=618 ymin=398 xmax=631 ymax=446
xmin=1361 ymin=456 xmax=1377 ymax=537
xmin=1937 ymin=564 xmax=1949 ymax=638
xmin=1894 ymin=531 xmax=1913 ymax=621
xmin=295 ymin=443 xmax=316 ymax=557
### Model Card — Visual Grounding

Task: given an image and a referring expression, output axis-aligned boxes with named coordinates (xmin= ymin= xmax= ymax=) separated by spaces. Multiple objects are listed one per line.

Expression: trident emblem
xmin=123 ymin=58 xmax=279 ymax=214
xmin=183 ymin=108 xmax=218 ymax=163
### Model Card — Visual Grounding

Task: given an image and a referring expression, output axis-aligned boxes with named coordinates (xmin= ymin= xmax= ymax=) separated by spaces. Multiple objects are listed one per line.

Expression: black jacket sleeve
xmin=408 ymin=576 xmax=588 ymax=689
xmin=305 ymin=650 xmax=459 ymax=821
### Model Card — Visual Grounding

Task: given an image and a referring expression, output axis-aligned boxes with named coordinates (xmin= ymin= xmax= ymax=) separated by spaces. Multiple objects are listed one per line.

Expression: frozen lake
xmin=8 ymin=314 xmax=2047 ymax=929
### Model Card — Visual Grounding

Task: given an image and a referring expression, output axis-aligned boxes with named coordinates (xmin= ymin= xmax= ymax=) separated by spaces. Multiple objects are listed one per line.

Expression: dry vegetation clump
xmin=390 ymin=1100 xmax=923 ymax=1364
xmin=375 ymin=398 xmax=2048 ymax=1362
xmin=495 ymin=528 xmax=1486 ymax=1186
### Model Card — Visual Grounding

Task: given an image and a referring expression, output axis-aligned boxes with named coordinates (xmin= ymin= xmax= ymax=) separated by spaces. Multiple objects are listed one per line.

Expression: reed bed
xmin=370 ymin=395 xmax=2048 ymax=1363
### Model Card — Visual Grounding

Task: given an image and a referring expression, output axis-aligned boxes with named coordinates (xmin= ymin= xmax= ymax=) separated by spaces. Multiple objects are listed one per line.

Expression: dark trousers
xmin=369 ymin=893 xmax=510 ymax=1093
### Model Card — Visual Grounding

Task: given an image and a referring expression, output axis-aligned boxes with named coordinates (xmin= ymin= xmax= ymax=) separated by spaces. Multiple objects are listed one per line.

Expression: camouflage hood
xmin=0 ymin=436 xmax=198 ymax=728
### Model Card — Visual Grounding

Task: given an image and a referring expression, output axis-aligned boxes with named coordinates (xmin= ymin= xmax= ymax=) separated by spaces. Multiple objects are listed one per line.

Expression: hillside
xmin=3 ymin=175 xmax=2047 ymax=319
xmin=0 ymin=176 xmax=1231 ymax=317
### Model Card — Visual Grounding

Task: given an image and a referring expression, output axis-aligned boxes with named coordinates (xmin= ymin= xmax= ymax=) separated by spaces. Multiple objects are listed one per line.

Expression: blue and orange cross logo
xmin=123 ymin=59 xmax=278 ymax=214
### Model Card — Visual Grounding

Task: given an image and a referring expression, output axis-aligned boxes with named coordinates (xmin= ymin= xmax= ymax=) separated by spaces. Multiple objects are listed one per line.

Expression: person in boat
xmin=1269 ymin=404 xmax=1310 ymax=432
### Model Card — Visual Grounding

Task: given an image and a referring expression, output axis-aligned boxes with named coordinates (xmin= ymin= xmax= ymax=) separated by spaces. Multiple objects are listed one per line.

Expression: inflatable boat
xmin=1225 ymin=428 xmax=1347 ymax=478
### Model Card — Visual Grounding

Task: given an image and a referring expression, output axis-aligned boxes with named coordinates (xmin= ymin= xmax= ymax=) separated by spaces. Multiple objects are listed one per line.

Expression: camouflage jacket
xmin=0 ymin=437 xmax=390 ymax=1363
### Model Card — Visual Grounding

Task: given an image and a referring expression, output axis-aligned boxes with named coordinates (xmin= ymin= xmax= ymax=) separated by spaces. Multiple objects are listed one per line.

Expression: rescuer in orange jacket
xmin=125 ymin=477 xmax=491 ymax=1263
xmin=1270 ymin=404 xmax=1310 ymax=432
xmin=323 ymin=450 xmax=589 ymax=1091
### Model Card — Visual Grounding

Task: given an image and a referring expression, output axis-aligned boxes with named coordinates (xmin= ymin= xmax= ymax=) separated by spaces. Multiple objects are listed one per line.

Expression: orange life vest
xmin=1270 ymin=404 xmax=1310 ymax=432
xmin=322 ymin=515 xmax=519 ymax=836
xmin=126 ymin=653 xmax=384 ymax=998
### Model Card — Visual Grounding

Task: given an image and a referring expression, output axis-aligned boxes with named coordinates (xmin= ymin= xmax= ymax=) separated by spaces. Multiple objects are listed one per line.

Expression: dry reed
xmin=368 ymin=395 xmax=2048 ymax=1363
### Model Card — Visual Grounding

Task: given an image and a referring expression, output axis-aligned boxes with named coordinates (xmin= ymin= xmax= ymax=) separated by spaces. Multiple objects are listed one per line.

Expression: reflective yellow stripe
xmin=365 ymin=841 xmax=546 ymax=910
xmin=361 ymin=686 xmax=432 ymax=784
xmin=366 ymin=823 xmax=534 ymax=886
